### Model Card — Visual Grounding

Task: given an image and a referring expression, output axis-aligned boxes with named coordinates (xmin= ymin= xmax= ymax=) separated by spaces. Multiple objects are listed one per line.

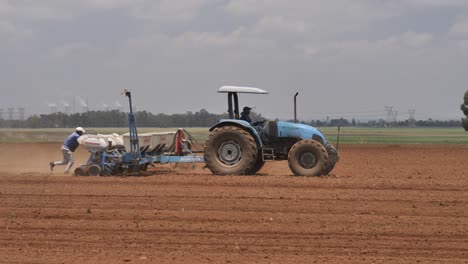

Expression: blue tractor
xmin=204 ymin=86 xmax=339 ymax=176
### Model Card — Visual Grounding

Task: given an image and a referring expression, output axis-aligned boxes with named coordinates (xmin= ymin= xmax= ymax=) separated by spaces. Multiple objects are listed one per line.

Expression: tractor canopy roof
xmin=218 ymin=86 xmax=268 ymax=94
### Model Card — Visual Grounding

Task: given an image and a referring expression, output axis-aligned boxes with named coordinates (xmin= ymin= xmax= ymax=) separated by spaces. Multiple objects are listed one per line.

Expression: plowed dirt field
xmin=0 ymin=143 xmax=467 ymax=263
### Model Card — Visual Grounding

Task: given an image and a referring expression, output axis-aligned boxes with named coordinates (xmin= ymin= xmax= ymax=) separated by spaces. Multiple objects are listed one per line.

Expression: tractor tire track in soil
xmin=0 ymin=143 xmax=467 ymax=263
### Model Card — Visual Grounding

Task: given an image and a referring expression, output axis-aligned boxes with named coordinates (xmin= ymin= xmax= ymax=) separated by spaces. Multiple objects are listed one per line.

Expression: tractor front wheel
xmin=204 ymin=126 xmax=258 ymax=175
xmin=322 ymin=144 xmax=339 ymax=175
xmin=288 ymin=139 xmax=328 ymax=176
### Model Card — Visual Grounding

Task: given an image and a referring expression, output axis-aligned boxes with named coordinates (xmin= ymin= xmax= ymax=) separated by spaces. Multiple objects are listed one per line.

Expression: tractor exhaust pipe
xmin=294 ymin=92 xmax=299 ymax=123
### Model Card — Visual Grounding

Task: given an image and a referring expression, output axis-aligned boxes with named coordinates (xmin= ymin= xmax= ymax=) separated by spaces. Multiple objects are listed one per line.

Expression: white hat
xmin=76 ymin=127 xmax=86 ymax=133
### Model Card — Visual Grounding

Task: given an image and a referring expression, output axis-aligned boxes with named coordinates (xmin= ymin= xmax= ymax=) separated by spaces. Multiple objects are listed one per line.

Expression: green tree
xmin=461 ymin=90 xmax=468 ymax=131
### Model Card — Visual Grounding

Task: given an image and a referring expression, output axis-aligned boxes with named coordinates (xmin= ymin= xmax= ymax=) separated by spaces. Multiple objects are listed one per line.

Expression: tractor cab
xmin=217 ymin=86 xmax=268 ymax=120
xmin=216 ymin=86 xmax=326 ymax=145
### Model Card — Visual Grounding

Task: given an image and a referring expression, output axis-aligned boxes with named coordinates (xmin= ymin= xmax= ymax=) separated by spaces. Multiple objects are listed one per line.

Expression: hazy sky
xmin=1 ymin=0 xmax=468 ymax=121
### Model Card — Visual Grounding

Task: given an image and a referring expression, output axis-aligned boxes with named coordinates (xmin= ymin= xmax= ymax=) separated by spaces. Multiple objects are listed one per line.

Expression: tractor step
xmin=262 ymin=148 xmax=275 ymax=161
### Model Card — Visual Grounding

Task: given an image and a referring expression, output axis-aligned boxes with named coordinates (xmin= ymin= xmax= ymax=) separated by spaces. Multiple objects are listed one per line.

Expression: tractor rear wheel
xmin=288 ymin=139 xmax=328 ymax=176
xmin=205 ymin=126 xmax=258 ymax=175
xmin=246 ymin=153 xmax=265 ymax=175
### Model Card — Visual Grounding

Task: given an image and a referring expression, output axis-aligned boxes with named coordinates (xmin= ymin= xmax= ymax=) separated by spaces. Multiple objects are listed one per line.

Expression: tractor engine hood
xmin=277 ymin=121 xmax=327 ymax=144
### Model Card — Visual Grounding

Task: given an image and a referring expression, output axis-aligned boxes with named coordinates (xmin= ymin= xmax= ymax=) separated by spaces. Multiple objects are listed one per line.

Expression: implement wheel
xmin=74 ymin=166 xmax=87 ymax=176
xmin=288 ymin=139 xmax=328 ymax=176
xmin=87 ymin=164 xmax=102 ymax=176
xmin=204 ymin=126 xmax=258 ymax=175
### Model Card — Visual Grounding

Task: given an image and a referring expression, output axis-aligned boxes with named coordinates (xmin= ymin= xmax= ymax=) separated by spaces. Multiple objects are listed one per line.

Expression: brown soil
xmin=0 ymin=143 xmax=467 ymax=263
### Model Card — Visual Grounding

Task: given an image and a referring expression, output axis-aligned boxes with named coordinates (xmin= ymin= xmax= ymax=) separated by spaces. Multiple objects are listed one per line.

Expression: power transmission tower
xmin=408 ymin=109 xmax=416 ymax=127
xmin=384 ymin=106 xmax=394 ymax=126
xmin=392 ymin=110 xmax=398 ymax=123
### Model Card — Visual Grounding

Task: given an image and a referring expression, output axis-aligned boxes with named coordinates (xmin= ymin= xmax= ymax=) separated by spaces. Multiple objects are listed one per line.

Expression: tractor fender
xmin=209 ymin=119 xmax=263 ymax=148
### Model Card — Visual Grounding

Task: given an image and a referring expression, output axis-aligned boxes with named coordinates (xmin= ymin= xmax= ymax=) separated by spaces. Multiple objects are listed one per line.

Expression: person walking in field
xmin=50 ymin=127 xmax=85 ymax=173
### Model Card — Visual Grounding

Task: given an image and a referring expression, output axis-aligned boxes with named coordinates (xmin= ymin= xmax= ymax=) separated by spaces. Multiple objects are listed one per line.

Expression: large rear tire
xmin=288 ymin=139 xmax=328 ymax=176
xmin=246 ymin=153 xmax=265 ymax=175
xmin=205 ymin=126 xmax=258 ymax=175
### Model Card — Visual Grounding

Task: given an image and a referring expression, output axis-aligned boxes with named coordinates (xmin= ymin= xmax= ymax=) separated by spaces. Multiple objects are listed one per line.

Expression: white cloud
xmin=394 ymin=31 xmax=434 ymax=48
xmin=49 ymin=42 xmax=94 ymax=59
xmin=449 ymin=16 xmax=468 ymax=38
xmin=252 ymin=16 xmax=308 ymax=35
xmin=226 ymin=0 xmax=401 ymax=35
xmin=0 ymin=0 xmax=212 ymax=21
xmin=406 ymin=0 xmax=468 ymax=8
xmin=458 ymin=39 xmax=468 ymax=54
xmin=0 ymin=1 xmax=13 ymax=14
xmin=0 ymin=20 xmax=15 ymax=34
xmin=175 ymin=31 xmax=237 ymax=48
xmin=126 ymin=0 xmax=216 ymax=22
xmin=448 ymin=15 xmax=468 ymax=54
xmin=0 ymin=1 xmax=82 ymax=20
xmin=83 ymin=0 xmax=136 ymax=9
xmin=0 ymin=20 xmax=33 ymax=44
xmin=289 ymin=31 xmax=435 ymax=64
xmin=339 ymin=31 xmax=433 ymax=53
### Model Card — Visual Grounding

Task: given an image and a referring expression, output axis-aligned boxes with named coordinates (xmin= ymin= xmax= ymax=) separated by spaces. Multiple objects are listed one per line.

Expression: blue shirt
xmin=62 ymin=132 xmax=81 ymax=152
xmin=240 ymin=113 xmax=251 ymax=123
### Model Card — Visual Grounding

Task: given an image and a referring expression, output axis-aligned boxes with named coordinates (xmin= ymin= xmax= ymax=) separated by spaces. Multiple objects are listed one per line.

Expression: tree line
xmin=0 ymin=109 xmax=228 ymax=128
xmin=0 ymin=109 xmax=461 ymax=128
xmin=304 ymin=118 xmax=461 ymax=128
